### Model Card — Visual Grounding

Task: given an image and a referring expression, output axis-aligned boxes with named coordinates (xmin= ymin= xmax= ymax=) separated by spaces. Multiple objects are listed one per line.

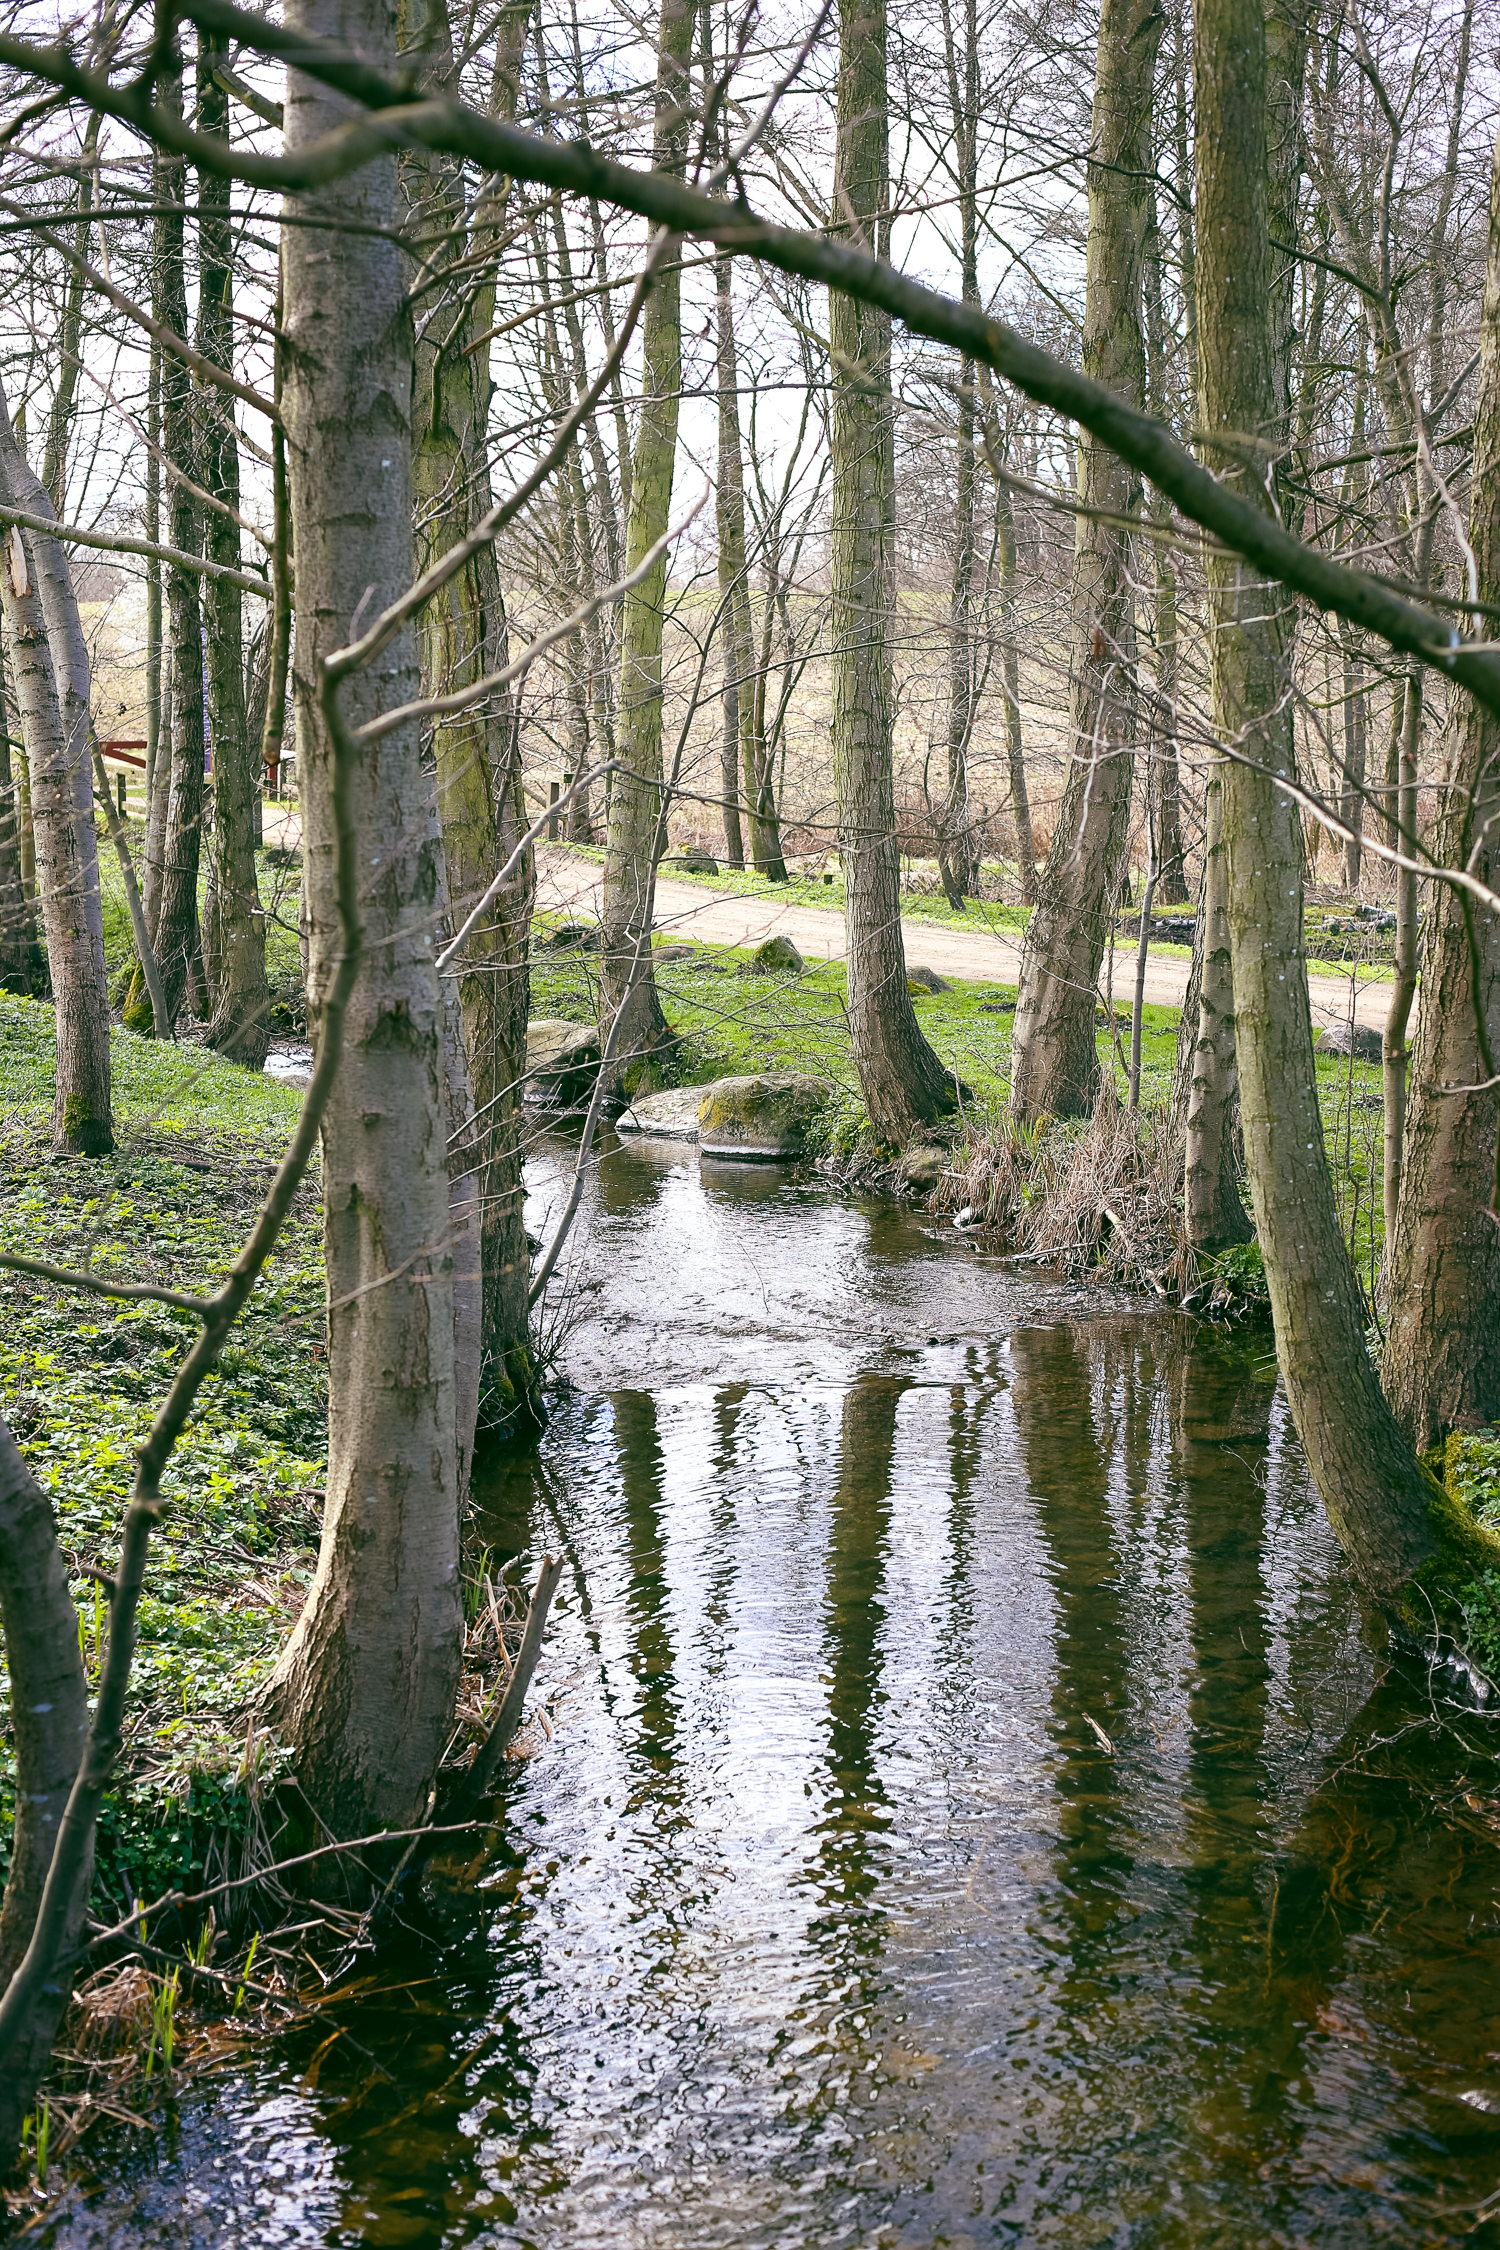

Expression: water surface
xmin=37 ymin=1135 xmax=1500 ymax=2247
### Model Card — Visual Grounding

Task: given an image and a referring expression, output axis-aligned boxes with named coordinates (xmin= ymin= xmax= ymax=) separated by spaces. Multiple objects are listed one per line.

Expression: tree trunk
xmin=976 ymin=373 xmax=1036 ymax=903
xmin=1010 ymin=0 xmax=1162 ymax=1124
xmin=0 ymin=632 xmax=44 ymax=995
xmin=257 ymin=0 xmax=462 ymax=1836
xmin=1383 ymin=668 xmax=1420 ymax=1246
xmin=1339 ymin=621 xmax=1367 ymax=890
xmin=1143 ymin=189 xmax=1188 ymax=907
xmin=145 ymin=338 xmax=162 ymax=809
xmin=404 ymin=0 xmax=538 ymax=1435
xmin=1193 ymin=0 xmax=1475 ymax=1603
xmin=829 ymin=0 xmax=954 ymax=1136
xmin=1382 ymin=117 xmax=1500 ymax=1450
xmin=0 ymin=1418 xmax=93 ymax=2165
xmin=936 ymin=0 xmax=983 ymax=903
xmin=599 ymin=0 xmax=698 ymax=1088
xmin=713 ymin=252 xmax=748 ymax=872
xmin=141 ymin=48 xmax=206 ymax=1029
xmin=40 ymin=119 xmax=98 ymax=517
xmin=0 ymin=396 xmax=112 ymax=1154
xmin=198 ymin=34 xmax=270 ymax=1066
xmin=1183 ymin=764 xmax=1251 ymax=1246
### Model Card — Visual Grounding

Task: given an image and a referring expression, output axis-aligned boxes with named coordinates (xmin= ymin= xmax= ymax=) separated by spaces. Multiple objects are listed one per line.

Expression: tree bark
xmin=975 ymin=372 xmax=1035 ymax=903
xmin=0 ymin=630 xmax=44 ymax=995
xmin=0 ymin=398 xmax=112 ymax=1154
xmin=829 ymin=0 xmax=954 ymax=1136
xmin=1010 ymin=0 xmax=1162 ymax=1124
xmin=145 ymin=338 xmax=162 ymax=807
xmin=934 ymin=0 xmax=983 ymax=904
xmin=599 ymin=0 xmax=697 ymax=1088
xmin=713 ymin=252 xmax=748 ymax=872
xmin=257 ymin=0 xmax=462 ymax=1835
xmin=0 ymin=1418 xmax=93 ymax=2167
xmin=1143 ymin=186 xmax=1187 ymax=906
xmin=138 ymin=47 xmax=206 ymax=1029
xmin=40 ymin=118 xmax=98 ymax=517
xmin=1183 ymin=763 xmax=1251 ymax=1246
xmin=404 ymin=0 xmax=537 ymax=1434
xmin=198 ymin=33 xmax=270 ymax=1065
xmin=1194 ymin=0 xmax=1468 ymax=1601
xmin=1382 ymin=117 xmax=1500 ymax=1450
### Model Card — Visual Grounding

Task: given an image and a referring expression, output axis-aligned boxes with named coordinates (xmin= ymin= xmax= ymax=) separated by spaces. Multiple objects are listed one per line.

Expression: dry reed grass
xmin=936 ymin=1096 xmax=1191 ymax=1292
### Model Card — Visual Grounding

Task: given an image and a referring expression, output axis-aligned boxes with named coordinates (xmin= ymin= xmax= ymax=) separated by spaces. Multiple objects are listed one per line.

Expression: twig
xmin=459 ymin=1556 xmax=564 ymax=1805
xmin=0 ymin=1253 xmax=208 ymax=1312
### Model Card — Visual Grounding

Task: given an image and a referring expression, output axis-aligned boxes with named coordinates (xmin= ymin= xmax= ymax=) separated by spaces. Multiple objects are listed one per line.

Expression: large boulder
xmin=907 ymin=964 xmax=948 ymax=994
xmin=1316 ymin=1018 xmax=1383 ymax=1065
xmin=615 ymin=1084 xmax=705 ymax=1141
xmin=666 ymin=846 xmax=719 ymax=875
xmin=750 ymin=933 xmax=804 ymax=976
xmin=525 ymin=1017 xmax=601 ymax=1109
xmin=697 ymin=1071 xmax=826 ymax=1159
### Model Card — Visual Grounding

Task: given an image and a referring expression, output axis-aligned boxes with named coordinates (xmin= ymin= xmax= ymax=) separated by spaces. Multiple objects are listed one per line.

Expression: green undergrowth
xmin=1421 ymin=1432 xmax=1500 ymax=1677
xmin=0 ymin=990 xmax=322 ymax=1921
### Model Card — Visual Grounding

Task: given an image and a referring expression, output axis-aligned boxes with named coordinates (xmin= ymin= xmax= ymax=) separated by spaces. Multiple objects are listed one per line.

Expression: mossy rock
xmin=749 ymin=934 xmax=804 ymax=977
xmin=907 ymin=965 xmax=948 ymax=994
xmin=698 ymin=1071 xmax=826 ymax=1159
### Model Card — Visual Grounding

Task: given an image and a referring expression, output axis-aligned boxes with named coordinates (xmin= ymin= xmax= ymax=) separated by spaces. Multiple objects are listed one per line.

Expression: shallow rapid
xmin=36 ymin=1134 xmax=1500 ymax=2247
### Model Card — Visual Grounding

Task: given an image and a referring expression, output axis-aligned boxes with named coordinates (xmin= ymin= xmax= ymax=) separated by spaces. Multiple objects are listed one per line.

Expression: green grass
xmin=0 ymin=991 xmax=321 ymax=1922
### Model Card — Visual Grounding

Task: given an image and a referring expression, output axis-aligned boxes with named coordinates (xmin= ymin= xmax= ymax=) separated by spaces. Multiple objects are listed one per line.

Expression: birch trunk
xmin=258 ymin=0 xmax=462 ymax=1835
xmin=0 ymin=636 xmax=43 ymax=994
xmin=0 ymin=394 xmax=112 ymax=1153
xmin=830 ymin=0 xmax=954 ymax=1135
xmin=1010 ymin=0 xmax=1161 ymax=1124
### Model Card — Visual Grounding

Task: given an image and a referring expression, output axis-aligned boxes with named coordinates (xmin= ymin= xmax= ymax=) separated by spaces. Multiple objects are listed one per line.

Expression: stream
xmin=34 ymin=1132 xmax=1500 ymax=2247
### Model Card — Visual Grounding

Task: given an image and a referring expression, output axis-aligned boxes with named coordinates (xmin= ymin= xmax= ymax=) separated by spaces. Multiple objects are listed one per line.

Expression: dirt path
xmin=532 ymin=845 xmax=1390 ymax=1032
xmin=259 ymin=809 xmax=1386 ymax=1032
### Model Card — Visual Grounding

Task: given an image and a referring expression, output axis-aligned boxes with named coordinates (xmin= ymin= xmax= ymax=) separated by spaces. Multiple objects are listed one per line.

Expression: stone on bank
xmin=615 ymin=1071 xmax=830 ymax=1158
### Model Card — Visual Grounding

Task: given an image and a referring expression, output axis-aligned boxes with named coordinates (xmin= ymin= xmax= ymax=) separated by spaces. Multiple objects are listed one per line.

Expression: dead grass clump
xmin=938 ymin=1098 xmax=1187 ymax=1290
